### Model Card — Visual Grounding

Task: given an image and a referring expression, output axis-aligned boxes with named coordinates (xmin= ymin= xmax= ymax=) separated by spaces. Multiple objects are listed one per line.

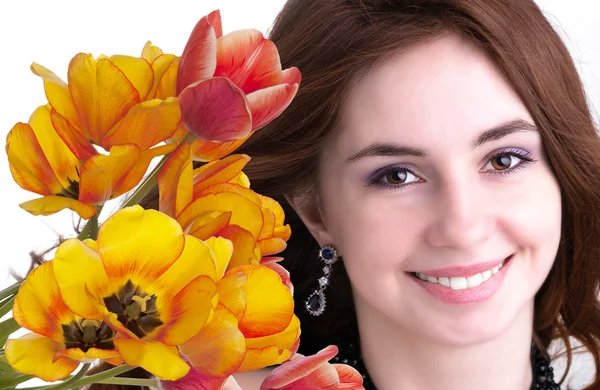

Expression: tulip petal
xmin=219 ymin=225 xmax=261 ymax=269
xmin=281 ymin=67 xmax=302 ymax=86
xmin=246 ymin=83 xmax=299 ymax=132
xmin=68 ymin=53 xmax=139 ymax=144
xmin=195 ymin=182 xmax=262 ymax=206
xmin=58 ymin=346 xmax=121 ymax=362
xmin=180 ymin=305 xmax=246 ymax=377
xmin=259 ymin=208 xmax=276 ymax=240
xmin=161 ymin=369 xmax=229 ymax=390
xmin=30 ymin=62 xmax=81 ymax=131
xmin=12 ymin=261 xmax=76 ymax=340
xmin=142 ymin=41 xmax=164 ymax=63
xmin=192 ymin=154 xmax=250 ymax=195
xmin=245 ymin=315 xmax=300 ymax=352
xmin=53 ymin=238 xmax=110 ymax=320
xmin=50 ymin=109 xmax=97 ymax=160
xmin=186 ymin=211 xmax=232 ymax=240
xmin=19 ymin=196 xmax=97 ymax=219
xmin=152 ymin=56 xmax=179 ymax=100
xmin=178 ymin=15 xmax=217 ymax=94
xmin=179 ymin=77 xmax=252 ymax=142
xmin=113 ymin=143 xmax=177 ymax=199
xmin=216 ymin=272 xmax=246 ymax=321
xmin=261 ymin=261 xmax=293 ymax=294
xmin=109 ymin=55 xmax=154 ymax=101
xmin=259 ymin=238 xmax=288 ymax=257
xmin=178 ymin=192 xmax=263 ymax=239
xmin=78 ymin=144 xmax=140 ymax=205
xmin=148 ymin=235 xmax=217 ymax=300
xmin=4 ymin=333 xmax=79 ymax=382
xmin=237 ymin=265 xmax=294 ymax=338
xmin=6 ymin=122 xmax=62 ymax=196
xmin=215 ymin=30 xmax=282 ymax=94
xmin=205 ymin=236 xmax=234 ymax=280
xmin=208 ymin=10 xmax=223 ymax=38
xmin=158 ymin=143 xmax=193 ymax=218
xmin=335 ymin=364 xmax=364 ymax=389
xmin=27 ymin=105 xmax=80 ymax=191
xmin=238 ymin=344 xmax=293 ymax=374
xmin=190 ymin=136 xmax=250 ymax=162
xmin=102 ymin=98 xmax=180 ymax=150
xmin=152 ymin=275 xmax=217 ymax=346
xmin=98 ymin=206 xmax=185 ymax=288
xmin=259 ymin=346 xmax=340 ymax=390
xmin=114 ymin=336 xmax=190 ymax=381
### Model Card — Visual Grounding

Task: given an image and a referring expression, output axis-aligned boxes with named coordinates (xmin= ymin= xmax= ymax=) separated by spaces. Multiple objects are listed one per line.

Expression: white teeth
xmin=415 ymin=259 xmax=506 ymax=290
xmin=450 ymin=277 xmax=467 ymax=290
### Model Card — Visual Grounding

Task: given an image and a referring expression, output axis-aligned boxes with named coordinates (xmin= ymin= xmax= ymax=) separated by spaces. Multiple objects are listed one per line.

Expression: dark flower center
xmin=62 ymin=319 xmax=115 ymax=352
xmin=57 ymin=168 xmax=80 ymax=200
xmin=103 ymin=279 xmax=163 ymax=338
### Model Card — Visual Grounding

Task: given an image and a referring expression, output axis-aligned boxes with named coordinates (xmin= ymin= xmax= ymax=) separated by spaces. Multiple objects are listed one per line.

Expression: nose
xmin=425 ymin=177 xmax=495 ymax=250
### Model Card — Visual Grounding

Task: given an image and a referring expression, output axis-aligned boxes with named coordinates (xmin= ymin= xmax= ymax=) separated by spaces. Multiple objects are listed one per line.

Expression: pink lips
xmin=412 ymin=256 xmax=510 ymax=278
xmin=410 ymin=255 xmax=514 ymax=305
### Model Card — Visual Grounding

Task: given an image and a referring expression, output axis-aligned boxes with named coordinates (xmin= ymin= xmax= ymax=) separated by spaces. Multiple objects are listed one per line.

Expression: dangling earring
xmin=305 ymin=245 xmax=339 ymax=316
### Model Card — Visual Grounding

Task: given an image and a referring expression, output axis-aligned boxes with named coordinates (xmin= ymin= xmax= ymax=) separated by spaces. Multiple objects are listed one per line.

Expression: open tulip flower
xmin=158 ymin=143 xmax=291 ymax=269
xmin=5 ymin=261 xmax=123 ymax=382
xmin=50 ymin=205 xmax=229 ymax=380
xmin=260 ymin=346 xmax=365 ymax=390
xmin=6 ymin=49 xmax=181 ymax=219
xmin=174 ymin=10 xmax=301 ymax=161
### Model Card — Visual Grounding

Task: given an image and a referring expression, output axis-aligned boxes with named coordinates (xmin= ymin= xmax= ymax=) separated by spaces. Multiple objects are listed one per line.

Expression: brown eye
xmin=385 ymin=170 xmax=408 ymax=184
xmin=490 ymin=154 xmax=514 ymax=170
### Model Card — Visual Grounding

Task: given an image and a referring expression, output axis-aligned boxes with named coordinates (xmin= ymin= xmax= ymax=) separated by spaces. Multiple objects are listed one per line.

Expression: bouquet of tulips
xmin=0 ymin=10 xmax=364 ymax=390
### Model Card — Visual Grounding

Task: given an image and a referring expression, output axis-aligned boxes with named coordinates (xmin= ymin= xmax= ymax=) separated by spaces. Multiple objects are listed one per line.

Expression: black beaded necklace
xmin=331 ymin=341 xmax=560 ymax=390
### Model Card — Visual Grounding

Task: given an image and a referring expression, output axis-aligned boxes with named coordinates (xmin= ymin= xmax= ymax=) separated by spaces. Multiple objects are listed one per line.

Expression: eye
xmin=483 ymin=150 xmax=533 ymax=173
xmin=368 ymin=166 xmax=421 ymax=189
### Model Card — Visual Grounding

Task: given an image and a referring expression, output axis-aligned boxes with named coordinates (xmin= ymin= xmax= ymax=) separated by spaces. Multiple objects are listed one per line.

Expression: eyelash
xmin=366 ymin=148 xmax=537 ymax=190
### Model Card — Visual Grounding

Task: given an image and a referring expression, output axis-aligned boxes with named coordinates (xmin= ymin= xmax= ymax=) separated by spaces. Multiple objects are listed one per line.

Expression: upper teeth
xmin=415 ymin=260 xmax=506 ymax=290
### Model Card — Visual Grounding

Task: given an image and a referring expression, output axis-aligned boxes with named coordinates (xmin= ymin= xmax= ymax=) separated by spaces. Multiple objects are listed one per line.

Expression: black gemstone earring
xmin=305 ymin=245 xmax=339 ymax=316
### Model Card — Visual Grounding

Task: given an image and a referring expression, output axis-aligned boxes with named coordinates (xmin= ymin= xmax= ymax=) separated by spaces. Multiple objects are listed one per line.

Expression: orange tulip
xmin=260 ymin=346 xmax=365 ymax=390
xmin=6 ymin=105 xmax=174 ymax=219
xmin=158 ymin=143 xmax=291 ymax=269
xmin=176 ymin=10 xmax=301 ymax=159
xmin=6 ymin=48 xmax=182 ymax=219
xmin=5 ymin=261 xmax=123 ymax=382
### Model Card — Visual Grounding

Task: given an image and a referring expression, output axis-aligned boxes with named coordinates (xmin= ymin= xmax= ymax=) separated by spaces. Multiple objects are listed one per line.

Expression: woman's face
xmin=309 ymin=34 xmax=562 ymax=345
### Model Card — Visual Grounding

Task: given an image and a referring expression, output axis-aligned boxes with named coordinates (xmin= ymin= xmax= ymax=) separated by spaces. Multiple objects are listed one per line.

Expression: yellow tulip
xmin=50 ymin=206 xmax=225 ymax=381
xmin=158 ymin=143 xmax=291 ymax=269
xmin=5 ymin=261 xmax=123 ymax=382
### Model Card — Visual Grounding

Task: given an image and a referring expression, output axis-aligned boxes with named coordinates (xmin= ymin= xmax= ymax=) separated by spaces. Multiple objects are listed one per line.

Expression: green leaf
xmin=0 ymin=318 xmax=20 ymax=348
xmin=0 ymin=351 xmax=33 ymax=390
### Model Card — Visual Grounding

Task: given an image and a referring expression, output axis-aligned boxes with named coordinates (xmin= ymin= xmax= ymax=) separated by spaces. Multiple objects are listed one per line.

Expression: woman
xmin=228 ymin=0 xmax=600 ymax=389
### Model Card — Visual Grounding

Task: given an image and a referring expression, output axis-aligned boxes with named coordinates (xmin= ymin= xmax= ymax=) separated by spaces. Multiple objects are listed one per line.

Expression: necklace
xmin=330 ymin=341 xmax=560 ymax=390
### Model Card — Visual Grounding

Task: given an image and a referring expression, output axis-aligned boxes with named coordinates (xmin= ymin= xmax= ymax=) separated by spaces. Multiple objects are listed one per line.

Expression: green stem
xmin=0 ymin=283 xmax=20 ymax=302
xmin=77 ymin=220 xmax=91 ymax=240
xmin=121 ymin=154 xmax=170 ymax=209
xmin=0 ymin=296 xmax=15 ymax=319
xmin=35 ymin=363 xmax=91 ymax=390
xmin=89 ymin=205 xmax=103 ymax=241
xmin=65 ymin=364 xmax=134 ymax=389
xmin=96 ymin=377 xmax=158 ymax=386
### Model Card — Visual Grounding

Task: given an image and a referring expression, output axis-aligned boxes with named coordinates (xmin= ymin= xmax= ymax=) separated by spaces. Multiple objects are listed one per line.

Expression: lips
xmin=408 ymin=254 xmax=514 ymax=279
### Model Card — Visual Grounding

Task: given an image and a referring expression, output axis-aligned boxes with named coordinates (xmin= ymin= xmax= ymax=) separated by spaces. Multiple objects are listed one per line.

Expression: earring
xmin=304 ymin=245 xmax=339 ymax=316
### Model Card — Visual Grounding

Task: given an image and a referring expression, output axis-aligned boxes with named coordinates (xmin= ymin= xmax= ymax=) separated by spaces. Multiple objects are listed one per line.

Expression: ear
xmin=285 ymin=192 xmax=335 ymax=247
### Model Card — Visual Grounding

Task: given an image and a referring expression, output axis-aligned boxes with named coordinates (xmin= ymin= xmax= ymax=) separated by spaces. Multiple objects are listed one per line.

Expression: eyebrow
xmin=345 ymin=119 xmax=538 ymax=163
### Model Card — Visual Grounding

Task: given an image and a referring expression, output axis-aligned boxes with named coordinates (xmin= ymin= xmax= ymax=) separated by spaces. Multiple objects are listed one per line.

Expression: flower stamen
xmin=62 ymin=319 xmax=115 ymax=352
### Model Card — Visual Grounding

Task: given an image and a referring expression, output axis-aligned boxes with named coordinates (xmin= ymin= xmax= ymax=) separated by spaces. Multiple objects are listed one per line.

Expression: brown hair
xmin=97 ymin=0 xmax=600 ymax=388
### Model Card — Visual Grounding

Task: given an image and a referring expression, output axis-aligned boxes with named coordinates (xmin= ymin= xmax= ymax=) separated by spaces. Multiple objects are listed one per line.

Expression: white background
xmin=0 ymin=1 xmax=598 ymax=388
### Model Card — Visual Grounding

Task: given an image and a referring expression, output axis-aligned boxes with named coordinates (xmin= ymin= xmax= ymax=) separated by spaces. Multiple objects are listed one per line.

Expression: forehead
xmin=334 ymin=33 xmax=533 ymax=153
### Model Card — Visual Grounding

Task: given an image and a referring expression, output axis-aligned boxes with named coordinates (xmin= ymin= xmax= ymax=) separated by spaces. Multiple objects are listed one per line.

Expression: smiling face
xmin=303 ymin=34 xmax=562 ymax=345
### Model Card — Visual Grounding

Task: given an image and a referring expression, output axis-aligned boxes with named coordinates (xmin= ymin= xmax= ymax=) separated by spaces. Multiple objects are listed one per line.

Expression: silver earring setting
xmin=305 ymin=245 xmax=339 ymax=316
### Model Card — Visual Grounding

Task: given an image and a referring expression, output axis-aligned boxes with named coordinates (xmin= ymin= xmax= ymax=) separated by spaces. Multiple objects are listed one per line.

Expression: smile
xmin=413 ymin=257 xmax=509 ymax=290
